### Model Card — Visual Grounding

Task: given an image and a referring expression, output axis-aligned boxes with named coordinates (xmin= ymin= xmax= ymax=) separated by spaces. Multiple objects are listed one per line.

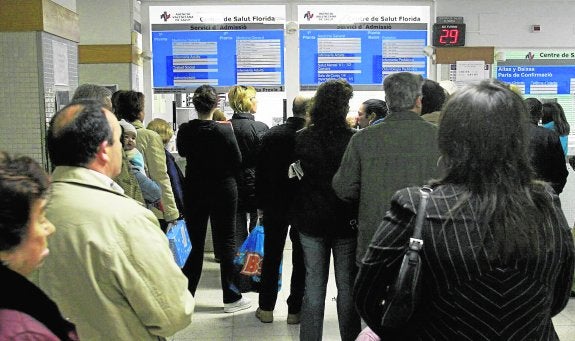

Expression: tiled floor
xmin=172 ymin=249 xmax=343 ymax=341
xmin=174 ymin=164 xmax=575 ymax=340
xmin=173 ymin=249 xmax=575 ymax=341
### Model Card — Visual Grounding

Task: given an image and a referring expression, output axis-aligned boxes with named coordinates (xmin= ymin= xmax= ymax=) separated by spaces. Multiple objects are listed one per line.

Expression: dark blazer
xmin=255 ymin=116 xmax=306 ymax=215
xmin=528 ymin=124 xmax=568 ymax=194
xmin=354 ymin=185 xmax=575 ymax=340
xmin=290 ymin=125 xmax=357 ymax=238
xmin=230 ymin=112 xmax=269 ymax=211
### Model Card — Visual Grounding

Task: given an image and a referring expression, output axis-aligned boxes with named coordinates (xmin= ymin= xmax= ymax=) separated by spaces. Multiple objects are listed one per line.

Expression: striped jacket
xmin=354 ymin=184 xmax=575 ymax=340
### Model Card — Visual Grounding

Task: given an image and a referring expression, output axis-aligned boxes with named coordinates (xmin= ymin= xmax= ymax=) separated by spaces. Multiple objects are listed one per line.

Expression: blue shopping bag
xmin=235 ymin=225 xmax=265 ymax=279
xmin=166 ymin=219 xmax=192 ymax=268
xmin=234 ymin=221 xmax=282 ymax=293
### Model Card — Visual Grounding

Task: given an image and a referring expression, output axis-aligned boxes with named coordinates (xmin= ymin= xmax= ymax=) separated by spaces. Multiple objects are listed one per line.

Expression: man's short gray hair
xmin=383 ymin=72 xmax=423 ymax=113
xmin=72 ymin=84 xmax=112 ymax=109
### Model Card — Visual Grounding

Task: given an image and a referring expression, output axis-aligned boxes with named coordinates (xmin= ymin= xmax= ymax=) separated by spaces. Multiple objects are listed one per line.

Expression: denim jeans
xmin=299 ymin=233 xmax=361 ymax=341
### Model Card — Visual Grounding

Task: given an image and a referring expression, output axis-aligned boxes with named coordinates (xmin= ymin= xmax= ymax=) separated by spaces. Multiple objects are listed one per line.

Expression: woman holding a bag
xmin=354 ymin=79 xmax=575 ymax=340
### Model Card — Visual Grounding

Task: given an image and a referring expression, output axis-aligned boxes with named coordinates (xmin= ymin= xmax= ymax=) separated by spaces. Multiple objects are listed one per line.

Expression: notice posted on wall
xmin=455 ymin=60 xmax=486 ymax=82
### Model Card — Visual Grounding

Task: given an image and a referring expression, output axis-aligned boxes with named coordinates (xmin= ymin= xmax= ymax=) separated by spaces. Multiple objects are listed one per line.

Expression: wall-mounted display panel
xmin=298 ymin=5 xmax=430 ymax=90
xmin=495 ymin=49 xmax=575 ymax=127
xmin=150 ymin=6 xmax=285 ymax=93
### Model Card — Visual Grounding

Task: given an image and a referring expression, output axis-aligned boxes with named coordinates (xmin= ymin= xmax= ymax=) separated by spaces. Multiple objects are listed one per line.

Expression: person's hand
xmin=257 ymin=209 xmax=264 ymax=218
xmin=166 ymin=220 xmax=178 ymax=230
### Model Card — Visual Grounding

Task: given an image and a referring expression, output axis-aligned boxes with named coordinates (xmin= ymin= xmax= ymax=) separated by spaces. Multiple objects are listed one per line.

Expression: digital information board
xmin=496 ymin=62 xmax=575 ymax=95
xmin=152 ymin=26 xmax=284 ymax=92
xmin=495 ymin=49 xmax=575 ymax=129
xmin=298 ymin=5 xmax=430 ymax=90
xmin=299 ymin=25 xmax=427 ymax=90
xmin=150 ymin=6 xmax=285 ymax=93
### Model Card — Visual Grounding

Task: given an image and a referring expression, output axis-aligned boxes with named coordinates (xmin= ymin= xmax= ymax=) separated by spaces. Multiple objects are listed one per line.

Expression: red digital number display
xmin=439 ymin=28 xmax=459 ymax=44
xmin=432 ymin=23 xmax=465 ymax=47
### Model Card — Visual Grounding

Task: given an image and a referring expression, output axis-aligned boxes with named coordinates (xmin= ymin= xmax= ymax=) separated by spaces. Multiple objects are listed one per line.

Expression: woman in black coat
xmin=228 ymin=85 xmax=269 ymax=250
xmin=177 ymin=85 xmax=251 ymax=313
xmin=291 ymin=79 xmax=361 ymax=341
xmin=354 ymin=79 xmax=575 ymax=340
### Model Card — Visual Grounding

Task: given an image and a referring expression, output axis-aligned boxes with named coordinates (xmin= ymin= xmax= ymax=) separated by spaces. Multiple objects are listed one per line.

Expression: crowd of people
xmin=1 ymin=72 xmax=574 ymax=340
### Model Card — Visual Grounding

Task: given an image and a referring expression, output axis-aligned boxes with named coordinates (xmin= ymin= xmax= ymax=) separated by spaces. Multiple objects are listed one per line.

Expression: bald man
xmin=254 ymin=96 xmax=309 ymax=324
xmin=33 ymin=100 xmax=194 ymax=340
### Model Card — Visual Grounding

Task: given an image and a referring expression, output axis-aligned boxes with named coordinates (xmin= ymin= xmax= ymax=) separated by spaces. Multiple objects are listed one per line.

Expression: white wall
xmin=79 ymin=64 xmax=132 ymax=90
xmin=436 ymin=0 xmax=575 ymax=47
xmin=51 ymin=0 xmax=76 ymax=12
xmin=77 ymin=0 xmax=133 ymax=44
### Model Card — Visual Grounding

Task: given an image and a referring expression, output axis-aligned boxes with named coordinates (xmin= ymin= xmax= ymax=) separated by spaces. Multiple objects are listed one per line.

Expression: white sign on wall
xmin=297 ymin=5 xmax=430 ymax=24
xmin=149 ymin=5 xmax=286 ymax=25
xmin=52 ymin=41 xmax=69 ymax=86
xmin=455 ymin=60 xmax=486 ymax=82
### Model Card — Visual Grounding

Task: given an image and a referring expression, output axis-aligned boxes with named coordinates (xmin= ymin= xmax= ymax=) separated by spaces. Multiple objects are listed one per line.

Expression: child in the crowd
xmin=119 ymin=119 xmax=163 ymax=210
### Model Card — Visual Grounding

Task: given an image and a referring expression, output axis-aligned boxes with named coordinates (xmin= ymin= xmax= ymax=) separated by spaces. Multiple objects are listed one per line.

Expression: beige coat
xmin=33 ymin=166 xmax=194 ymax=340
xmin=132 ymin=120 xmax=180 ymax=221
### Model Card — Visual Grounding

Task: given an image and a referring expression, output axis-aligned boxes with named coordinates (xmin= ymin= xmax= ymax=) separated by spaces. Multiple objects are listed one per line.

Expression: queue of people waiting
xmin=0 ymin=73 xmax=573 ymax=340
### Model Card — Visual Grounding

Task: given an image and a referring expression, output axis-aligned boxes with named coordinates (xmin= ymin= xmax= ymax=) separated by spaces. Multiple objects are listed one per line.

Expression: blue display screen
xmin=152 ymin=29 xmax=284 ymax=92
xmin=496 ymin=64 xmax=575 ymax=95
xmin=299 ymin=28 xmax=427 ymax=89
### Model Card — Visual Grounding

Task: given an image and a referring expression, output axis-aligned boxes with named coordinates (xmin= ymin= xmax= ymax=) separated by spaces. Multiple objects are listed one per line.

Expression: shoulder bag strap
xmin=410 ymin=185 xmax=433 ymax=251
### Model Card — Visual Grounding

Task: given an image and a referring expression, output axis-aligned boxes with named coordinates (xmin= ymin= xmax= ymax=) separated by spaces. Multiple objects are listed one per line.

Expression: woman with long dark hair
xmin=542 ymin=102 xmax=570 ymax=156
xmin=354 ymin=79 xmax=575 ymax=340
xmin=291 ymin=79 xmax=361 ymax=341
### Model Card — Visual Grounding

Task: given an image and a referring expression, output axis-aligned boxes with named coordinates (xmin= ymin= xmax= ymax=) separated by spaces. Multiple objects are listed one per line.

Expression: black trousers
xmin=182 ymin=178 xmax=242 ymax=304
xmin=235 ymin=209 xmax=258 ymax=253
xmin=258 ymin=212 xmax=305 ymax=313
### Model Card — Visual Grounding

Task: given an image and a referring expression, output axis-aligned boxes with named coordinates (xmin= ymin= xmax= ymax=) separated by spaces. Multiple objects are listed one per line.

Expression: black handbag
xmin=380 ymin=185 xmax=432 ymax=328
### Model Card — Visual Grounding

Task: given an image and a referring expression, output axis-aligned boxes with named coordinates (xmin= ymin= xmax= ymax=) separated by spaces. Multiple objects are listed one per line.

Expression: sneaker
xmin=223 ymin=297 xmax=251 ymax=313
xmin=287 ymin=312 xmax=301 ymax=324
xmin=255 ymin=308 xmax=273 ymax=323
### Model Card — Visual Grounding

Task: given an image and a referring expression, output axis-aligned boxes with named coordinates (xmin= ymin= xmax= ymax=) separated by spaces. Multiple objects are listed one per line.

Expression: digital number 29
xmin=439 ymin=29 xmax=459 ymax=44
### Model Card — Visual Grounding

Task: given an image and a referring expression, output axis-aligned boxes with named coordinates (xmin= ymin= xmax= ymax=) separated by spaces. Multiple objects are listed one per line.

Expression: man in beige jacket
xmin=33 ymin=99 xmax=194 ymax=340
